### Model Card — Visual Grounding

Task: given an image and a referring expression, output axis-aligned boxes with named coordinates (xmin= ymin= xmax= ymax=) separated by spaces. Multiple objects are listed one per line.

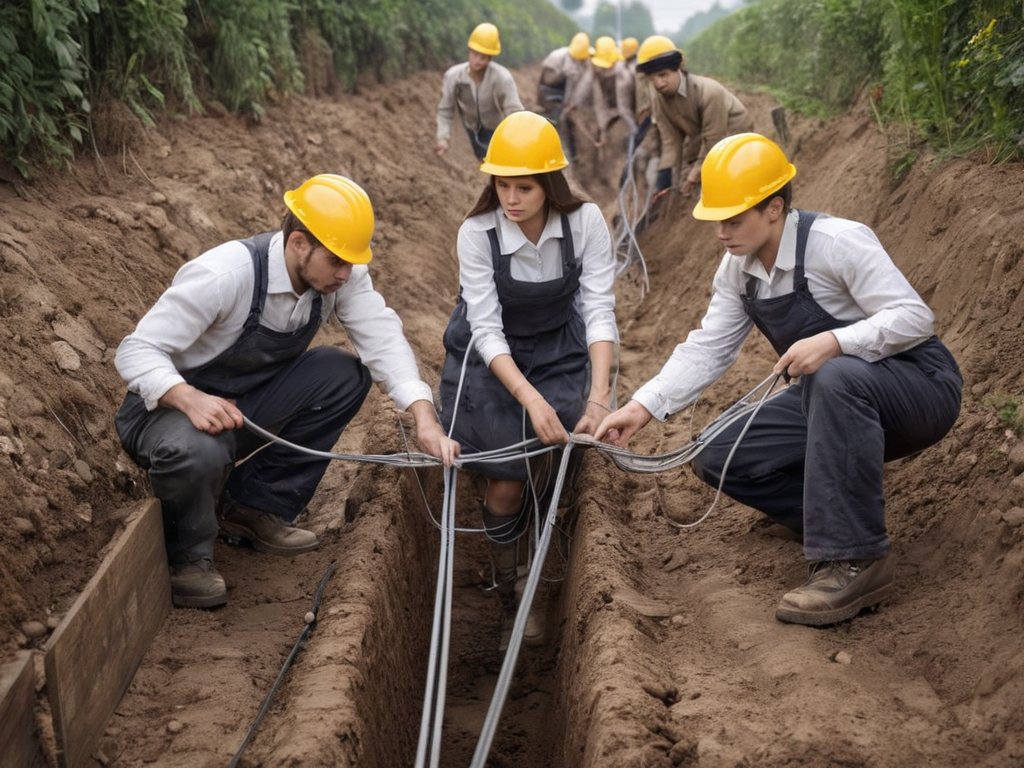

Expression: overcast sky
xmin=577 ymin=0 xmax=736 ymax=33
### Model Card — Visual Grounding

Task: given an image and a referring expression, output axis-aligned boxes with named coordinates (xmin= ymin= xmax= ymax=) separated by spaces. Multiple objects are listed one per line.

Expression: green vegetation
xmin=687 ymin=0 xmax=1024 ymax=163
xmin=0 ymin=0 xmax=576 ymax=177
xmin=988 ymin=395 xmax=1024 ymax=437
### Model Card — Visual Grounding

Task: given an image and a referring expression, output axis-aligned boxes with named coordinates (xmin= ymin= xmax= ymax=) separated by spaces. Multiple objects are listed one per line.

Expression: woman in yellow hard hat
xmin=596 ymin=133 xmax=962 ymax=627
xmin=439 ymin=111 xmax=618 ymax=646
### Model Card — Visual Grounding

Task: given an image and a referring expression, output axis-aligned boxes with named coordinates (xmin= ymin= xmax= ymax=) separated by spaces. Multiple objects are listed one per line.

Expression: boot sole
xmin=219 ymin=521 xmax=319 ymax=556
xmin=172 ymin=591 xmax=227 ymax=609
xmin=775 ymin=582 xmax=894 ymax=627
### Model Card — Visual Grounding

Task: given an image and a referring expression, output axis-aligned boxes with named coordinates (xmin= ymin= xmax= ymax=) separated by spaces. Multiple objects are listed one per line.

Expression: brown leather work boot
xmin=775 ymin=555 xmax=895 ymax=626
xmin=516 ymin=568 xmax=547 ymax=647
xmin=170 ymin=557 xmax=227 ymax=609
xmin=219 ymin=501 xmax=319 ymax=556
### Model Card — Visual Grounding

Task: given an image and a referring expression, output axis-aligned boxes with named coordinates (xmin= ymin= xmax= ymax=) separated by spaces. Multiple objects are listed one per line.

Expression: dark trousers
xmin=464 ymin=125 xmax=495 ymax=160
xmin=115 ymin=346 xmax=372 ymax=564
xmin=691 ymin=344 xmax=962 ymax=561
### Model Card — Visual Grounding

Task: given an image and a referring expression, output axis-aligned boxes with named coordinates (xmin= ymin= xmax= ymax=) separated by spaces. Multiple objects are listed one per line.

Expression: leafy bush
xmin=0 ymin=0 xmax=97 ymax=175
xmin=687 ymin=0 xmax=1023 ymax=161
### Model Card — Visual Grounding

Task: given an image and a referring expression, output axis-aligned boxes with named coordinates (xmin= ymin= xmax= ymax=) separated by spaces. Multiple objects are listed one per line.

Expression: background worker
xmin=589 ymin=35 xmax=637 ymax=147
xmin=595 ymin=134 xmax=962 ymax=627
xmin=439 ymin=111 xmax=618 ymax=646
xmin=436 ymin=22 xmax=524 ymax=160
xmin=115 ymin=174 xmax=459 ymax=609
xmin=637 ymin=35 xmax=753 ymax=199
xmin=536 ymin=31 xmax=593 ymax=161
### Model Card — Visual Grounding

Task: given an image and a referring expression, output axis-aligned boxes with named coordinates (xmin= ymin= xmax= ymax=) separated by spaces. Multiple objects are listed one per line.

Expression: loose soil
xmin=2 ymin=61 xmax=1024 ymax=768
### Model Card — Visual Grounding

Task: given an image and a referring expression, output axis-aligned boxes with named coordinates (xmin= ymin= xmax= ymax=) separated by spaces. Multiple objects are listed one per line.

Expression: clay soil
xmin=2 ymin=61 xmax=1024 ymax=768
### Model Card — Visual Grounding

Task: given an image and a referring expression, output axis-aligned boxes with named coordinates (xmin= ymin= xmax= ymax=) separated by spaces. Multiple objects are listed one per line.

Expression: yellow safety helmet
xmin=479 ymin=112 xmax=568 ymax=177
xmin=621 ymin=37 xmax=639 ymax=61
xmin=568 ymin=32 xmax=591 ymax=61
xmin=692 ymin=133 xmax=797 ymax=221
xmin=468 ymin=22 xmax=501 ymax=57
xmin=592 ymin=36 xmax=622 ymax=69
xmin=283 ymin=174 xmax=375 ymax=264
xmin=636 ymin=35 xmax=684 ymax=74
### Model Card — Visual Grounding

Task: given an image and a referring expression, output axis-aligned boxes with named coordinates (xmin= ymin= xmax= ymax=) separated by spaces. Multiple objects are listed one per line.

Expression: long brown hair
xmin=464 ymin=170 xmax=589 ymax=221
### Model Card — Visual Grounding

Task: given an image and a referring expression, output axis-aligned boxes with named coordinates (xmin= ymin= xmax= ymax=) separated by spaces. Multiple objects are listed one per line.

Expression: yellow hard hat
xmin=692 ymin=134 xmax=797 ymax=221
xmin=283 ymin=174 xmax=375 ymax=264
xmin=568 ymin=32 xmax=591 ymax=61
xmin=468 ymin=22 xmax=501 ymax=57
xmin=479 ymin=112 xmax=568 ymax=177
xmin=637 ymin=34 xmax=681 ymax=66
xmin=592 ymin=36 xmax=622 ymax=69
xmin=621 ymin=37 xmax=639 ymax=60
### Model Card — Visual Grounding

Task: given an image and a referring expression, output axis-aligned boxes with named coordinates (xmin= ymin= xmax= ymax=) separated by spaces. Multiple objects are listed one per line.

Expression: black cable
xmin=227 ymin=560 xmax=338 ymax=768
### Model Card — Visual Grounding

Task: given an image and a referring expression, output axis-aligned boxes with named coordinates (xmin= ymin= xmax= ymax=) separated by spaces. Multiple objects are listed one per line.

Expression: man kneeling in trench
xmin=114 ymin=174 xmax=459 ymax=609
xmin=596 ymin=133 xmax=962 ymax=627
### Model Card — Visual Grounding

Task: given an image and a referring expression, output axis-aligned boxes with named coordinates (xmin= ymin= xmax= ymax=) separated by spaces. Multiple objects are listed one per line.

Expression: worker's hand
xmin=408 ymin=400 xmax=460 ymax=466
xmin=775 ymin=331 xmax=842 ymax=379
xmin=680 ymin=179 xmax=697 ymax=197
xmin=573 ymin=399 xmax=611 ymax=436
xmin=593 ymin=400 xmax=653 ymax=448
xmin=435 ymin=139 xmax=449 ymax=156
xmin=525 ymin=396 xmax=570 ymax=445
xmin=158 ymin=383 xmax=243 ymax=435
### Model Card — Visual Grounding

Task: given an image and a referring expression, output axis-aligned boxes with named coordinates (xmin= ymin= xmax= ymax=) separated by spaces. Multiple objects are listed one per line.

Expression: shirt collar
xmin=676 ymin=72 xmax=688 ymax=98
xmin=268 ymin=230 xmax=301 ymax=296
xmin=496 ymin=208 xmax=560 ymax=252
xmin=740 ymin=210 xmax=799 ymax=280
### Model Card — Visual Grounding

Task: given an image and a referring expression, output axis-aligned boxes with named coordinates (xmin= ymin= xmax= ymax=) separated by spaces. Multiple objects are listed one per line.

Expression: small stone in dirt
xmin=670 ymin=613 xmax=688 ymax=627
xmin=21 ymin=621 xmax=48 ymax=640
xmin=166 ymin=720 xmax=184 ymax=734
xmin=304 ymin=611 xmax=316 ymax=624
xmin=73 ymin=459 xmax=93 ymax=483
xmin=1002 ymin=507 xmax=1024 ymax=527
xmin=737 ymin=641 xmax=755 ymax=651
xmin=12 ymin=517 xmax=34 ymax=535
xmin=92 ymin=749 xmax=110 ymax=766
xmin=1008 ymin=444 xmax=1024 ymax=474
xmin=51 ymin=341 xmax=81 ymax=371
xmin=46 ymin=614 xmax=61 ymax=629
xmin=832 ymin=650 xmax=853 ymax=665
xmin=641 ymin=681 xmax=680 ymax=706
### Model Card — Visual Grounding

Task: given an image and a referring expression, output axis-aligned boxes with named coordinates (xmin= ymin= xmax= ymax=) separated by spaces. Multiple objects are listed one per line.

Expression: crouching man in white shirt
xmin=596 ymin=135 xmax=962 ymax=627
xmin=115 ymin=174 xmax=459 ymax=608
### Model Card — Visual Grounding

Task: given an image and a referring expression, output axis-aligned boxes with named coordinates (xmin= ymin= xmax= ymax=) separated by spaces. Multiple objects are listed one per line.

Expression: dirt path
xmin=1 ymin=63 xmax=1024 ymax=768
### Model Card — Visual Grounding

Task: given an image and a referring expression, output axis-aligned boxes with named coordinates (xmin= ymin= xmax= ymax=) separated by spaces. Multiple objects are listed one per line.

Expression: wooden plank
xmin=44 ymin=499 xmax=170 ymax=768
xmin=0 ymin=651 xmax=42 ymax=768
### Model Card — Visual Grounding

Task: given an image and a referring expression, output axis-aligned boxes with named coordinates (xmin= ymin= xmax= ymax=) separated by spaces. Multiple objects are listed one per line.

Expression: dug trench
xmin=2 ymin=62 xmax=1024 ymax=768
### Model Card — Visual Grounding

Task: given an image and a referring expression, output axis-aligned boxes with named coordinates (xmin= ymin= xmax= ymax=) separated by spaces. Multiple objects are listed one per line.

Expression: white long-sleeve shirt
xmin=115 ymin=231 xmax=433 ymax=411
xmin=633 ymin=211 xmax=935 ymax=420
xmin=456 ymin=203 xmax=618 ymax=366
xmin=436 ymin=61 xmax=524 ymax=142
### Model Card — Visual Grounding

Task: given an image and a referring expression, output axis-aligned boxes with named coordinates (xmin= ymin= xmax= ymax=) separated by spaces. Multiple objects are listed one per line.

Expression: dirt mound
xmin=1 ymin=63 xmax=1023 ymax=767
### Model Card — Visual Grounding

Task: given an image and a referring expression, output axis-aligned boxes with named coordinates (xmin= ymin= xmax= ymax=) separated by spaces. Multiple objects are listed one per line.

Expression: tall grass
xmin=688 ymin=0 xmax=1023 ymax=161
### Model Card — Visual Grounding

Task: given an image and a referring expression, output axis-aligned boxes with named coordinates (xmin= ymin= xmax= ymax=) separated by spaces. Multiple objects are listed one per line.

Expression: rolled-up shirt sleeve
xmin=114 ymin=250 xmax=251 ymax=410
xmin=632 ymin=255 xmax=753 ymax=420
xmin=332 ymin=266 xmax=433 ymax=411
